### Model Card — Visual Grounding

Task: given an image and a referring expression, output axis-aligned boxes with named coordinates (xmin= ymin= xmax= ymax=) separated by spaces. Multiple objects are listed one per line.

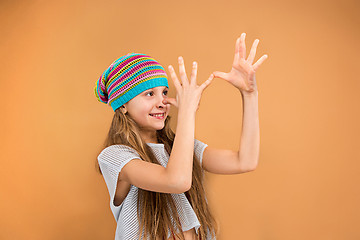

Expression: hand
xmin=164 ymin=56 xmax=214 ymax=112
xmin=212 ymin=33 xmax=268 ymax=95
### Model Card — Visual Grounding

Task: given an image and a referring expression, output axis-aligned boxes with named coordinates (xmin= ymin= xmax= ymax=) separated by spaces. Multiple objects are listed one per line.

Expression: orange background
xmin=1 ymin=0 xmax=359 ymax=239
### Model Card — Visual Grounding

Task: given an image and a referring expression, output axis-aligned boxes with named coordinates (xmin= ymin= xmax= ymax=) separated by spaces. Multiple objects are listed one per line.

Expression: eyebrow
xmin=149 ymin=87 xmax=169 ymax=90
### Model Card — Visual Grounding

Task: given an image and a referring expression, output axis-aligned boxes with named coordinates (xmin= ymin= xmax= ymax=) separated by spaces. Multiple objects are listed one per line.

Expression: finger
xmin=199 ymin=73 xmax=215 ymax=92
xmin=247 ymin=39 xmax=259 ymax=64
xmin=253 ymin=54 xmax=268 ymax=71
xmin=239 ymin=32 xmax=246 ymax=60
xmin=190 ymin=61 xmax=198 ymax=86
xmin=233 ymin=37 xmax=240 ymax=65
xmin=168 ymin=65 xmax=182 ymax=92
xmin=163 ymin=97 xmax=177 ymax=108
xmin=212 ymin=71 xmax=230 ymax=82
xmin=178 ymin=56 xmax=189 ymax=87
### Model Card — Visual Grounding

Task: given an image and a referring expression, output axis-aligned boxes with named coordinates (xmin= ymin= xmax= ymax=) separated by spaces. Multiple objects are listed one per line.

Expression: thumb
xmin=213 ymin=71 xmax=229 ymax=81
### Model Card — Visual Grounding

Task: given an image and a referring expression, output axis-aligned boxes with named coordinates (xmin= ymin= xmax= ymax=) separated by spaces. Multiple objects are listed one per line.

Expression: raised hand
xmin=165 ymin=56 xmax=214 ymax=112
xmin=212 ymin=33 xmax=268 ymax=95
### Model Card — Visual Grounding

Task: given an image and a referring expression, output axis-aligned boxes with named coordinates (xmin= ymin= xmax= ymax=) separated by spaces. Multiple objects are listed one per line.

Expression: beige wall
xmin=1 ymin=0 xmax=359 ymax=239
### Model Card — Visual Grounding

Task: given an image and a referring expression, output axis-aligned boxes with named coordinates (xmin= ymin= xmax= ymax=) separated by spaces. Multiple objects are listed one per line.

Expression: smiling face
xmin=122 ymin=86 xmax=170 ymax=142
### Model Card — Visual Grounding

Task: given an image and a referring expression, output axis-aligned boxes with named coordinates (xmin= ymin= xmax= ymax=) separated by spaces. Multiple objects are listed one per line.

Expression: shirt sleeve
xmin=97 ymin=145 xmax=142 ymax=206
xmin=194 ymin=138 xmax=208 ymax=168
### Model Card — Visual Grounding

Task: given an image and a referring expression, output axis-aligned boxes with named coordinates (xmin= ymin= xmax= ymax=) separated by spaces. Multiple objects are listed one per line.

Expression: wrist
xmin=240 ymin=89 xmax=258 ymax=98
xmin=178 ymin=107 xmax=196 ymax=117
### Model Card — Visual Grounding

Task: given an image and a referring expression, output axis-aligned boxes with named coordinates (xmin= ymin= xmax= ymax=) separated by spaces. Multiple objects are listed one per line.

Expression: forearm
xmin=167 ymin=108 xmax=195 ymax=190
xmin=238 ymin=90 xmax=260 ymax=171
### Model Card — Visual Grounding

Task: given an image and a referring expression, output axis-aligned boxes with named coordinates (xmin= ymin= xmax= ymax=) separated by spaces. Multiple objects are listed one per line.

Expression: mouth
xmin=149 ymin=113 xmax=165 ymax=119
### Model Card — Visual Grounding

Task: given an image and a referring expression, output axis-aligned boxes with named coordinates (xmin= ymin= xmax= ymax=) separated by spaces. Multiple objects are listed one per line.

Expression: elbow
xmin=247 ymin=161 xmax=258 ymax=172
xmin=245 ymin=161 xmax=258 ymax=172
xmin=183 ymin=179 xmax=192 ymax=192
xmin=170 ymin=176 xmax=192 ymax=193
xmin=239 ymin=156 xmax=259 ymax=173
xmin=240 ymin=167 xmax=256 ymax=173
xmin=178 ymin=177 xmax=192 ymax=193
xmin=237 ymin=152 xmax=259 ymax=173
xmin=239 ymin=163 xmax=258 ymax=173
xmin=248 ymin=166 xmax=257 ymax=172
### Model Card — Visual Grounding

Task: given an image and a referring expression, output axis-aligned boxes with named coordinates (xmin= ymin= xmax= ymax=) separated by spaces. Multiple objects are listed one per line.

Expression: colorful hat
xmin=94 ymin=53 xmax=169 ymax=112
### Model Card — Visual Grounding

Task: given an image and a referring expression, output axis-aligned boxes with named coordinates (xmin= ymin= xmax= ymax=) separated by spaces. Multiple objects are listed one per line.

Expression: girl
xmin=94 ymin=32 xmax=268 ymax=240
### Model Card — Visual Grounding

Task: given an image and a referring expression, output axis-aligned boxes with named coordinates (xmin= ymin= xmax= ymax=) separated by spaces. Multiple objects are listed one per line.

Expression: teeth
xmin=150 ymin=113 xmax=164 ymax=117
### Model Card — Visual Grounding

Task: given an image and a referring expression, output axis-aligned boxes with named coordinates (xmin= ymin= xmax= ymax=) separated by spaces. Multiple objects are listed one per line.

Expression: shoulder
xmin=100 ymin=144 xmax=138 ymax=154
xmin=98 ymin=144 xmax=141 ymax=163
xmin=194 ymin=138 xmax=208 ymax=149
xmin=194 ymin=138 xmax=208 ymax=165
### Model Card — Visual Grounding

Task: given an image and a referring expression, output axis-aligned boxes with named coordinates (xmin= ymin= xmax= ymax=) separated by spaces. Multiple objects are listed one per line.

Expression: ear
xmin=121 ymin=105 xmax=127 ymax=114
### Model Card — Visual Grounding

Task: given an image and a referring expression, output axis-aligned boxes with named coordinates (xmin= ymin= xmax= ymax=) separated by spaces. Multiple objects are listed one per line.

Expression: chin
xmin=154 ymin=124 xmax=165 ymax=130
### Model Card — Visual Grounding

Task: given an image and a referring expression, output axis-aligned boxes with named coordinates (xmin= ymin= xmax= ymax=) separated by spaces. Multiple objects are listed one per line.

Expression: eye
xmin=145 ymin=90 xmax=168 ymax=96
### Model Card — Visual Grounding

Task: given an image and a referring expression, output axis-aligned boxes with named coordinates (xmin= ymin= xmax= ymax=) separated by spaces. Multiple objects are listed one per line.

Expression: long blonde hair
xmin=96 ymin=107 xmax=218 ymax=239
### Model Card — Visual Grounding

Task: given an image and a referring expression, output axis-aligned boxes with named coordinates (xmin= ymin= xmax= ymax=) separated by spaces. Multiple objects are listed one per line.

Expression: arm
xmin=238 ymin=90 xmax=259 ymax=171
xmin=201 ymin=91 xmax=259 ymax=174
xmin=120 ymin=56 xmax=213 ymax=193
xmin=120 ymin=108 xmax=195 ymax=194
xmin=165 ymin=108 xmax=195 ymax=190
xmin=202 ymin=33 xmax=266 ymax=174
xmin=164 ymin=56 xmax=213 ymax=188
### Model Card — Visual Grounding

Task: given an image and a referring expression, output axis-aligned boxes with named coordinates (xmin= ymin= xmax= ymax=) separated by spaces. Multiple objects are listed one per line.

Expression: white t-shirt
xmin=97 ymin=139 xmax=215 ymax=240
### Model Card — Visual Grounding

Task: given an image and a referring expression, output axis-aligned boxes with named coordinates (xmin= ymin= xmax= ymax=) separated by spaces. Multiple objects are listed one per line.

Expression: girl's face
xmin=123 ymin=86 xmax=170 ymax=132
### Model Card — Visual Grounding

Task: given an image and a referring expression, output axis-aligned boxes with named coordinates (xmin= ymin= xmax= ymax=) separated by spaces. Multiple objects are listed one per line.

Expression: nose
xmin=157 ymin=95 xmax=168 ymax=108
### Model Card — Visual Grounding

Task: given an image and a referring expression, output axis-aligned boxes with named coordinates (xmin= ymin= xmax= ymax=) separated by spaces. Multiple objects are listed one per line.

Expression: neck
xmin=140 ymin=129 xmax=158 ymax=144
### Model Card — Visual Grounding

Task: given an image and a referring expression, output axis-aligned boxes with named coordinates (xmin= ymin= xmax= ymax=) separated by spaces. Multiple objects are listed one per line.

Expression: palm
xmin=226 ymin=61 xmax=256 ymax=91
xmin=213 ymin=33 xmax=268 ymax=94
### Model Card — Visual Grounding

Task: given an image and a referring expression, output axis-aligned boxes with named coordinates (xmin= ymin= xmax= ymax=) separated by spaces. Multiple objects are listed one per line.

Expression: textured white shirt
xmin=97 ymin=139 xmax=215 ymax=240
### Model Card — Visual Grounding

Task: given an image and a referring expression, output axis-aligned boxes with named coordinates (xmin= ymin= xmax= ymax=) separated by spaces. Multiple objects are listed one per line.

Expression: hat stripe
xmin=94 ymin=75 xmax=108 ymax=103
xmin=108 ymin=65 xmax=165 ymax=94
xmin=110 ymin=69 xmax=167 ymax=97
xmin=108 ymin=54 xmax=153 ymax=80
xmin=108 ymin=75 xmax=167 ymax=105
xmin=94 ymin=53 xmax=169 ymax=111
xmin=107 ymin=58 xmax=157 ymax=89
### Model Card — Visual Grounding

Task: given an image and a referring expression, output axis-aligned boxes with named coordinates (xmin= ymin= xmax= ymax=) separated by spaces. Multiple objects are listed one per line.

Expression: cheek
xmin=141 ymin=108 xmax=153 ymax=120
xmin=132 ymin=112 xmax=151 ymax=125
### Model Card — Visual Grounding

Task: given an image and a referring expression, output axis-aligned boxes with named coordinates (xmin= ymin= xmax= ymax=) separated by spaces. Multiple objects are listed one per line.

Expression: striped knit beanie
xmin=94 ymin=53 xmax=169 ymax=112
